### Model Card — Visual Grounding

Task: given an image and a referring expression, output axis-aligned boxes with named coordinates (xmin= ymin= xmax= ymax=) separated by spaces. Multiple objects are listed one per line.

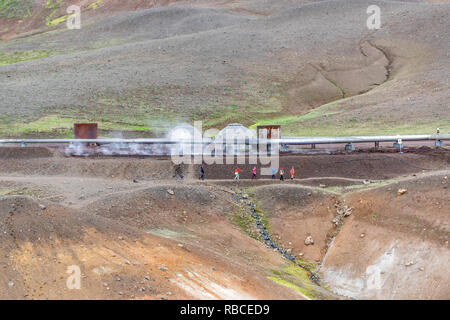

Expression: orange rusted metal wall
xmin=257 ymin=125 xmax=281 ymax=140
xmin=74 ymin=123 xmax=98 ymax=139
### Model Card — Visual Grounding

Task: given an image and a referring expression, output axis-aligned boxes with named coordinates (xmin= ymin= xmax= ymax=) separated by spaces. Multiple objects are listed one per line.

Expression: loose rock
xmin=304 ymin=236 xmax=314 ymax=245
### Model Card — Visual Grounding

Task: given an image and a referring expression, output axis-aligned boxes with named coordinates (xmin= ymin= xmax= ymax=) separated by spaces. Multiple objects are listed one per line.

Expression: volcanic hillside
xmin=0 ymin=0 xmax=449 ymax=138
xmin=0 ymin=146 xmax=448 ymax=299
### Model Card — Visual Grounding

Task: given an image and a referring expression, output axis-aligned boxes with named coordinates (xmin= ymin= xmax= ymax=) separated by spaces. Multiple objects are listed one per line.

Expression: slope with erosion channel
xmin=320 ymin=171 xmax=450 ymax=300
xmin=230 ymin=189 xmax=337 ymax=299
xmin=1 ymin=1 xmax=448 ymax=137
xmin=248 ymin=184 xmax=339 ymax=264
xmin=0 ymin=147 xmax=448 ymax=299
xmin=80 ymin=182 xmax=337 ymax=299
xmin=0 ymin=188 xmax=313 ymax=299
xmin=247 ymin=170 xmax=449 ymax=299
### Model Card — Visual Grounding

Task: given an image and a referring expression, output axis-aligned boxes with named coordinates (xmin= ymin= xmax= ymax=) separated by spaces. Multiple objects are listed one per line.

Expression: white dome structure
xmin=167 ymin=123 xmax=202 ymax=141
xmin=167 ymin=123 xmax=203 ymax=155
xmin=215 ymin=123 xmax=256 ymax=154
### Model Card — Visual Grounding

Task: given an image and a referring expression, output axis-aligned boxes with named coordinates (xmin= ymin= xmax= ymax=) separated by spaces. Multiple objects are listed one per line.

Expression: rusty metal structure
xmin=257 ymin=125 xmax=281 ymax=152
xmin=74 ymin=123 xmax=98 ymax=139
xmin=257 ymin=125 xmax=281 ymax=140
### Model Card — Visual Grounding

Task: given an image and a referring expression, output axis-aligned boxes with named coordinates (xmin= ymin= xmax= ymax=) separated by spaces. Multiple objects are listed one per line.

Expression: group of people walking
xmin=199 ymin=165 xmax=295 ymax=181
xmin=236 ymin=166 xmax=295 ymax=180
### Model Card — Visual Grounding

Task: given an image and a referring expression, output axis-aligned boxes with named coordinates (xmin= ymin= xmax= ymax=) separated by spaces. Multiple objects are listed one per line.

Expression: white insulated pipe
xmin=0 ymin=134 xmax=449 ymax=145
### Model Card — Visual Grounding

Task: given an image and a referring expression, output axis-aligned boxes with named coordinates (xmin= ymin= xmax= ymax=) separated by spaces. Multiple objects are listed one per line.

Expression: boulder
xmin=304 ymin=236 xmax=314 ymax=245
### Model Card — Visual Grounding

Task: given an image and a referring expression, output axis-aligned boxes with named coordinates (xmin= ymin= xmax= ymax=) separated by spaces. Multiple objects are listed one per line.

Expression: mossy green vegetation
xmin=268 ymin=263 xmax=327 ymax=300
xmin=0 ymin=0 xmax=33 ymax=19
xmin=0 ymin=50 xmax=55 ymax=66
xmin=250 ymin=96 xmax=448 ymax=136
xmin=0 ymin=187 xmax=44 ymax=198
xmin=46 ymin=13 xmax=71 ymax=27
xmin=44 ymin=0 xmax=102 ymax=27
xmin=146 ymin=228 xmax=197 ymax=239
xmin=87 ymin=0 xmax=102 ymax=10
xmin=281 ymin=118 xmax=448 ymax=137
xmin=250 ymin=99 xmax=341 ymax=129
xmin=230 ymin=190 xmax=271 ymax=241
xmin=246 ymin=190 xmax=271 ymax=231
xmin=231 ymin=208 xmax=260 ymax=240
xmin=253 ymin=202 xmax=270 ymax=233
xmin=44 ymin=0 xmax=63 ymax=26
xmin=0 ymin=116 xmax=150 ymax=138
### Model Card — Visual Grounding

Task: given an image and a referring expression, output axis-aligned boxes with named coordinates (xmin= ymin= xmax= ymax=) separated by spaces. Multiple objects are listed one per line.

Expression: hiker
xmin=252 ymin=166 xmax=257 ymax=179
xmin=271 ymin=168 xmax=276 ymax=179
xmin=290 ymin=166 xmax=295 ymax=180
xmin=280 ymin=168 xmax=285 ymax=181
xmin=234 ymin=167 xmax=242 ymax=180
xmin=200 ymin=165 xmax=205 ymax=180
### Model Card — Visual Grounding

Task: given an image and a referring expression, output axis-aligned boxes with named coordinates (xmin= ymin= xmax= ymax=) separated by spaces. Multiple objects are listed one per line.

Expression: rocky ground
xmin=0 ymin=146 xmax=448 ymax=299
xmin=0 ymin=0 xmax=448 ymax=300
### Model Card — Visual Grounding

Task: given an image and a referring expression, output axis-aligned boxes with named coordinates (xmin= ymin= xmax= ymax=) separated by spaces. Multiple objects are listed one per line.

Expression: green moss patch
xmin=0 ymin=187 xmax=44 ymax=198
xmin=0 ymin=50 xmax=55 ymax=66
xmin=0 ymin=116 xmax=150 ymax=138
xmin=268 ymin=263 xmax=328 ymax=300
xmin=45 ymin=0 xmax=102 ymax=27
xmin=231 ymin=207 xmax=260 ymax=240
xmin=0 ymin=0 xmax=33 ymax=19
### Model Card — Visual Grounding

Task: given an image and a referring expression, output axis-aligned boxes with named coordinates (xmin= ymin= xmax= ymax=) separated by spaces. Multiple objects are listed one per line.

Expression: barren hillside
xmin=0 ymin=0 xmax=448 ymax=137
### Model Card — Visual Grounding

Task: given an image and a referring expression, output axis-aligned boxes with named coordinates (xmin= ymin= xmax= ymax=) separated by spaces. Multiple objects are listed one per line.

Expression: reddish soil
xmin=250 ymin=185 xmax=337 ymax=263
xmin=321 ymin=172 xmax=449 ymax=299
xmin=193 ymin=149 xmax=449 ymax=180
xmin=0 ymin=146 xmax=448 ymax=299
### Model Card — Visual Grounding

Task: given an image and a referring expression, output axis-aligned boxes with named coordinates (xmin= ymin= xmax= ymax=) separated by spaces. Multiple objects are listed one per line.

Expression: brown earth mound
xmin=0 ymin=148 xmax=182 ymax=180
xmin=0 ymin=147 xmax=55 ymax=159
xmin=250 ymin=185 xmax=337 ymax=263
xmin=0 ymin=148 xmax=448 ymax=299
xmin=0 ymin=193 xmax=308 ymax=300
xmin=195 ymin=152 xmax=449 ymax=180
xmin=321 ymin=172 xmax=449 ymax=299
xmin=85 ymin=184 xmax=233 ymax=229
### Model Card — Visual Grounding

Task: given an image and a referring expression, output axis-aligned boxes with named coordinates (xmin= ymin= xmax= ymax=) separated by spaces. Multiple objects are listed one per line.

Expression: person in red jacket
xmin=234 ymin=167 xmax=242 ymax=180
xmin=252 ymin=166 xmax=257 ymax=179
xmin=290 ymin=166 xmax=295 ymax=180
